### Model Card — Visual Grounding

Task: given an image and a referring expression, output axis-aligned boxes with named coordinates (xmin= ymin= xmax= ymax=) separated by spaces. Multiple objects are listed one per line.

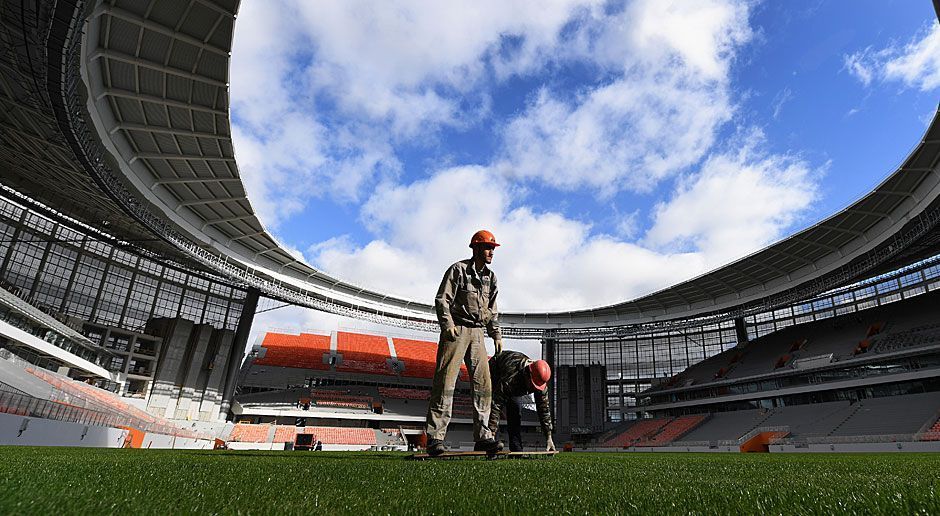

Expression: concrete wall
xmin=0 ymin=413 xmax=215 ymax=449
xmin=770 ymin=441 xmax=940 ymax=453
xmin=141 ymin=432 xmax=214 ymax=450
xmin=0 ymin=412 xmax=127 ymax=447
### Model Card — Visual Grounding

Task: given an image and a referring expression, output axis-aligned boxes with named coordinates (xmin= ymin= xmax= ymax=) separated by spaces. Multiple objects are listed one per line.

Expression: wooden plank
xmin=408 ymin=450 xmax=558 ymax=461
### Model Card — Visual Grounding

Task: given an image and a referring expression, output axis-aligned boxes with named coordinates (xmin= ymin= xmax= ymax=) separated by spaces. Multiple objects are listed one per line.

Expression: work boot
xmin=473 ymin=438 xmax=503 ymax=453
xmin=427 ymin=439 xmax=447 ymax=457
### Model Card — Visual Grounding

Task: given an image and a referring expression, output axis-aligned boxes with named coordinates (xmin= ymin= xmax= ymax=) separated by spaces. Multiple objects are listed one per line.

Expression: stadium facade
xmin=0 ymin=0 xmax=939 ymax=450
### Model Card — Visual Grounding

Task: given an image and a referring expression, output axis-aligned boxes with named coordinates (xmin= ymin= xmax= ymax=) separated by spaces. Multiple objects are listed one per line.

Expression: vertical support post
xmin=219 ymin=288 xmax=259 ymax=417
xmin=734 ymin=316 xmax=749 ymax=347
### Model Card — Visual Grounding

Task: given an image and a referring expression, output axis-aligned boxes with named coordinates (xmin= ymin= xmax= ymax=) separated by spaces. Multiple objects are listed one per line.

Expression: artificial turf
xmin=0 ymin=447 xmax=938 ymax=515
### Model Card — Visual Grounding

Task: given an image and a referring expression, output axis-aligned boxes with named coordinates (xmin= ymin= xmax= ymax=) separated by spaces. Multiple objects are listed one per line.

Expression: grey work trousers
xmin=425 ymin=326 xmax=493 ymax=442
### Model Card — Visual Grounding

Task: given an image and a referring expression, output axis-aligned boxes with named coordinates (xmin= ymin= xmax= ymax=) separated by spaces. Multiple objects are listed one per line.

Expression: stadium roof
xmin=2 ymin=0 xmax=940 ymax=337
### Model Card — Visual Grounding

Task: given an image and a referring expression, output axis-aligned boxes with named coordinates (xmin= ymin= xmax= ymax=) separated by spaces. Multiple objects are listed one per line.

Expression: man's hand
xmin=445 ymin=327 xmax=458 ymax=341
xmin=494 ymin=337 xmax=503 ymax=354
xmin=545 ymin=435 xmax=556 ymax=452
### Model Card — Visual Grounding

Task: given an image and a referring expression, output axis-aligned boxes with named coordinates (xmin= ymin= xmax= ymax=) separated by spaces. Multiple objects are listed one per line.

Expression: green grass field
xmin=1 ymin=448 xmax=938 ymax=515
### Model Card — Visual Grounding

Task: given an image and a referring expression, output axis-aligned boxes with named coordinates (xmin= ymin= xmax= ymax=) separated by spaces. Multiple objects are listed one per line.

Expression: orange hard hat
xmin=469 ymin=229 xmax=500 ymax=248
xmin=528 ymin=360 xmax=551 ymax=391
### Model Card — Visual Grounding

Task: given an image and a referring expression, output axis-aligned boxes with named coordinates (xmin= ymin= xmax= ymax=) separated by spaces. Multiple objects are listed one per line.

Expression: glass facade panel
xmin=0 ymin=193 xmax=247 ymax=332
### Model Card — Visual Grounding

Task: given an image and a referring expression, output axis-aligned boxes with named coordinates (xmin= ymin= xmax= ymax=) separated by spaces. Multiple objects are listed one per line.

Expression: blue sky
xmin=230 ymin=1 xmax=940 ymax=349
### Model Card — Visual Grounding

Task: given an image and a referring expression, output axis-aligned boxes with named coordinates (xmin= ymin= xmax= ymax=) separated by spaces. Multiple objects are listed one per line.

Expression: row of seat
xmin=254 ymin=331 xmax=470 ymax=381
xmin=231 ymin=424 xmax=379 ymax=445
xmin=660 ymin=290 xmax=940 ymax=391
xmin=25 ymin=367 xmax=197 ymax=438
xmin=601 ymin=418 xmax=671 ymax=448
xmin=635 ymin=415 xmax=707 ymax=446
xmin=378 ymin=387 xmax=430 ymax=400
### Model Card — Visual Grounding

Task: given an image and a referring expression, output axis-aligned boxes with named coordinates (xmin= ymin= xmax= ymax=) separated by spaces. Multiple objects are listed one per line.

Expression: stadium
xmin=0 ymin=0 xmax=939 ymax=513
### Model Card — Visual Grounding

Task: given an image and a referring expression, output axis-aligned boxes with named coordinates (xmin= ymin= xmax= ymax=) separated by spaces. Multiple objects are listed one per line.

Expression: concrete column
xmin=175 ymin=324 xmax=213 ymax=420
xmin=146 ymin=317 xmax=194 ymax=419
xmin=219 ymin=289 xmax=259 ymax=417
xmin=199 ymin=328 xmax=234 ymax=421
xmin=734 ymin=317 xmax=750 ymax=347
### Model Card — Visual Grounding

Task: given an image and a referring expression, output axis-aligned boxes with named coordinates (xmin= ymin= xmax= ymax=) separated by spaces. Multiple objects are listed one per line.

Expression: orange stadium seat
xmin=393 ymin=338 xmax=470 ymax=381
xmin=309 ymin=426 xmax=377 ymax=445
xmin=310 ymin=389 xmax=372 ymax=410
xmin=634 ymin=415 xmax=707 ymax=446
xmin=602 ymin=418 xmax=672 ymax=448
xmin=229 ymin=424 xmax=269 ymax=443
xmin=378 ymin=387 xmax=430 ymax=400
xmin=254 ymin=332 xmax=331 ymax=370
xmin=335 ymin=332 xmax=394 ymax=375
xmin=273 ymin=425 xmax=298 ymax=443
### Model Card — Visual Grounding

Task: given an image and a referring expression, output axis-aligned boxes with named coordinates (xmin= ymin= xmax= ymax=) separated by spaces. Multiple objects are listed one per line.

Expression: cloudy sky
xmin=231 ymin=0 xmax=940 ymax=356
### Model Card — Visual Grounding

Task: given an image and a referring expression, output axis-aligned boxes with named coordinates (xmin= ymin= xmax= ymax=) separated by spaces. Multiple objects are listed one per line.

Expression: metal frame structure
xmin=1 ymin=0 xmax=939 ymax=339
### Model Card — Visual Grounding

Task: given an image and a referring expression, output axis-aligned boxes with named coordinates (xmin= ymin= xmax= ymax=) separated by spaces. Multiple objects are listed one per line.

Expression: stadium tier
xmin=229 ymin=423 xmax=389 ymax=448
xmin=0 ymin=0 xmax=939 ymax=455
xmin=250 ymin=331 xmax=470 ymax=381
xmin=233 ymin=332 xmax=542 ymax=450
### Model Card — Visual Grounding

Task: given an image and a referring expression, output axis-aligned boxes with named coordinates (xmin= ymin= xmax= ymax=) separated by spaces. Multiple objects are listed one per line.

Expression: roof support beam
xmin=130 ymin=152 xmax=234 ymax=163
xmin=113 ymin=122 xmax=229 ymax=139
xmin=92 ymin=4 xmax=229 ymax=57
xmin=176 ymin=196 xmax=246 ymax=209
xmin=151 ymin=177 xmax=241 ymax=189
xmin=820 ymin=223 xmax=869 ymax=242
xmin=229 ymin=231 xmax=265 ymax=243
xmin=849 ymin=208 xmax=897 ymax=225
xmin=90 ymin=49 xmax=227 ymax=88
xmin=877 ymin=189 xmax=922 ymax=202
xmin=99 ymin=88 xmax=225 ymax=115
xmin=200 ymin=214 xmax=256 ymax=230
xmin=774 ymin=249 xmax=817 ymax=270
xmin=747 ymin=257 xmax=791 ymax=279
xmin=194 ymin=0 xmax=236 ymax=18
xmin=794 ymin=237 xmax=841 ymax=254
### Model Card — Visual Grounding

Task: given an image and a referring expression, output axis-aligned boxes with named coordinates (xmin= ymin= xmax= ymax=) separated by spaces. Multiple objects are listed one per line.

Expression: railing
xmin=0 ymin=389 xmax=134 ymax=429
xmin=662 ymin=440 xmax=713 ymax=447
xmin=733 ymin=425 xmax=790 ymax=445
xmin=771 ymin=434 xmax=922 ymax=446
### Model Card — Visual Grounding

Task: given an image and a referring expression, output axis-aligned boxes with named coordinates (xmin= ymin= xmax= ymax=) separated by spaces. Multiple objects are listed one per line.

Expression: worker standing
xmin=487 ymin=351 xmax=555 ymax=452
xmin=425 ymin=230 xmax=504 ymax=456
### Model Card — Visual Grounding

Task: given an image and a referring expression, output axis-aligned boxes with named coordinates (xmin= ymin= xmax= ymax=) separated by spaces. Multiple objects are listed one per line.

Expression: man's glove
xmin=445 ymin=327 xmax=458 ymax=341
xmin=545 ymin=435 xmax=556 ymax=452
xmin=494 ymin=337 xmax=503 ymax=354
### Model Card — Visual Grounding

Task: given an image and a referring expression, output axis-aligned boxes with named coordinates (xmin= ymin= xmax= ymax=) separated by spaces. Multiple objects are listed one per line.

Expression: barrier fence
xmin=0 ymin=387 xmax=207 ymax=439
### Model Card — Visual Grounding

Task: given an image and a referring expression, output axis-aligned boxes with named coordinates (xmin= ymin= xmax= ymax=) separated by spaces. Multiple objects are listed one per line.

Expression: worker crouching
xmin=487 ymin=351 xmax=555 ymax=452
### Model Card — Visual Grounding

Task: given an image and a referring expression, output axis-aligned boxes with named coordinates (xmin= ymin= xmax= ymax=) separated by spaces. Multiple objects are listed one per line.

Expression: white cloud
xmin=883 ymin=22 xmax=940 ymax=91
xmin=497 ymin=0 xmax=751 ymax=195
xmin=230 ymin=0 xmax=823 ymax=325
xmin=646 ymin=131 xmax=821 ymax=265
xmin=844 ymin=22 xmax=940 ymax=91
xmin=309 ymin=166 xmax=716 ymax=313
xmin=293 ymin=0 xmax=605 ymax=134
xmin=772 ymin=87 xmax=793 ymax=119
xmin=844 ymin=49 xmax=875 ymax=86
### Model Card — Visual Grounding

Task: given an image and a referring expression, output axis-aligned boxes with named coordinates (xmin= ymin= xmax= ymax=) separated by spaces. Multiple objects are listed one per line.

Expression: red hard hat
xmin=528 ymin=360 xmax=551 ymax=391
xmin=469 ymin=230 xmax=500 ymax=248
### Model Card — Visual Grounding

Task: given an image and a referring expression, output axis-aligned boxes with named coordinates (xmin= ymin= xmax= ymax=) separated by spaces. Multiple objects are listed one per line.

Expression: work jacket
xmin=435 ymin=259 xmax=500 ymax=339
xmin=489 ymin=351 xmax=552 ymax=436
